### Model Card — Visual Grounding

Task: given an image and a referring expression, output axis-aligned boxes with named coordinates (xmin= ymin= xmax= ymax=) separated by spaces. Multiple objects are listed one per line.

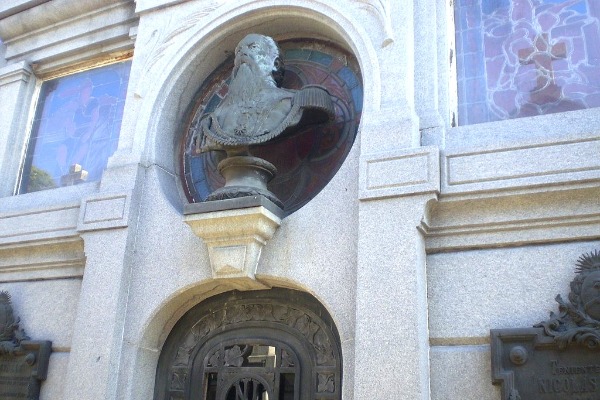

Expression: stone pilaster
xmin=63 ymin=179 xmax=141 ymax=400
xmin=414 ymin=0 xmax=445 ymax=145
xmin=354 ymin=146 xmax=439 ymax=400
xmin=0 ymin=61 xmax=35 ymax=196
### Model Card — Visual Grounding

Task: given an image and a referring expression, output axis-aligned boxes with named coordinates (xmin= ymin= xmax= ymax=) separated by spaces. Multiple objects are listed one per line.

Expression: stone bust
xmin=192 ymin=34 xmax=334 ymax=152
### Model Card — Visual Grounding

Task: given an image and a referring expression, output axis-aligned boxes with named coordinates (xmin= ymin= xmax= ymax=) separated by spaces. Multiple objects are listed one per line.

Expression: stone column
xmin=0 ymin=61 xmax=35 ymax=196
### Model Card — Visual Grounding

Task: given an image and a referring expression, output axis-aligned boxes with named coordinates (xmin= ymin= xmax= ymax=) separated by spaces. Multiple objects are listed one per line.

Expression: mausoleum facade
xmin=0 ymin=0 xmax=599 ymax=399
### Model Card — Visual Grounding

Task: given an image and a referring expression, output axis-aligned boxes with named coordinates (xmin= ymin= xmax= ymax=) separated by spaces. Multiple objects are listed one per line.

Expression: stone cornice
xmin=0 ymin=0 xmax=137 ymax=67
xmin=0 ymin=0 xmax=133 ymax=40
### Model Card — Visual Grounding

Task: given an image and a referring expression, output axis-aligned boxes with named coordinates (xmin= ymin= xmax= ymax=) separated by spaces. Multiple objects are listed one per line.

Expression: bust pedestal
xmin=184 ymin=196 xmax=283 ymax=290
xmin=205 ymin=155 xmax=283 ymax=208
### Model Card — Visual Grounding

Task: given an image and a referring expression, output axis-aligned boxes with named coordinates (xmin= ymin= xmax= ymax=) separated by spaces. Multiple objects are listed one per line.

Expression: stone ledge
xmin=0 ymin=203 xmax=85 ymax=281
xmin=0 ymin=0 xmax=137 ymax=66
xmin=359 ymin=146 xmax=440 ymax=200
xmin=0 ymin=0 xmax=124 ymax=38
xmin=0 ymin=0 xmax=47 ymax=19
xmin=0 ymin=236 xmax=85 ymax=282
xmin=422 ymin=186 xmax=600 ymax=252
xmin=0 ymin=204 xmax=79 ymax=245
xmin=442 ymin=137 xmax=600 ymax=195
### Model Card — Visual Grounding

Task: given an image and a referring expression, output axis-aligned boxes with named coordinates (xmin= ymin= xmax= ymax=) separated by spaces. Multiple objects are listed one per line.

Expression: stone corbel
xmin=184 ymin=197 xmax=283 ymax=290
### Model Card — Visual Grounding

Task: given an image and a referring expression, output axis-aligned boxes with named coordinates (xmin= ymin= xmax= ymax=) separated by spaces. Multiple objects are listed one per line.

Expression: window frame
xmin=14 ymin=51 xmax=133 ymax=196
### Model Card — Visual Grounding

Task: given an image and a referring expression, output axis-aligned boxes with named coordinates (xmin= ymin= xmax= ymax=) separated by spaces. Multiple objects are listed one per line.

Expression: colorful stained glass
xmin=455 ymin=0 xmax=600 ymax=125
xmin=182 ymin=40 xmax=362 ymax=216
xmin=19 ymin=61 xmax=131 ymax=193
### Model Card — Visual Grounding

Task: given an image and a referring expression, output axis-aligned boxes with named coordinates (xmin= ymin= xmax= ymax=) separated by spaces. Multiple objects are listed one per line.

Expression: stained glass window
xmin=19 ymin=61 xmax=131 ymax=193
xmin=182 ymin=40 xmax=362 ymax=216
xmin=455 ymin=0 xmax=600 ymax=125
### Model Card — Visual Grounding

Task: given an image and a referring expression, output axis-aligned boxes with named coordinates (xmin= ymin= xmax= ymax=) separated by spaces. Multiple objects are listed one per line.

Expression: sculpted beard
xmin=227 ymin=59 xmax=275 ymax=105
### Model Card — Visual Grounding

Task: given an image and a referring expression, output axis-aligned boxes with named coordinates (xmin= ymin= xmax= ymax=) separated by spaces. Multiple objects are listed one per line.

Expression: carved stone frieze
xmin=174 ymin=302 xmax=335 ymax=371
xmin=317 ymin=373 xmax=335 ymax=393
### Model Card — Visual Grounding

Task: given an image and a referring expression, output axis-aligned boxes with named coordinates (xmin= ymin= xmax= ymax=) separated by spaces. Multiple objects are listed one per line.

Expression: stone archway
xmin=154 ymin=289 xmax=342 ymax=400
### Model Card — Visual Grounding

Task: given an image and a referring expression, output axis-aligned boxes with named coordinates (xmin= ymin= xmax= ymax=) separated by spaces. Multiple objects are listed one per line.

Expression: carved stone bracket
xmin=184 ymin=197 xmax=283 ymax=289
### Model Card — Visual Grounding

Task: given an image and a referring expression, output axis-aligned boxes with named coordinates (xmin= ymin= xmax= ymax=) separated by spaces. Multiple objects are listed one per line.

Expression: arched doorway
xmin=154 ymin=289 xmax=342 ymax=400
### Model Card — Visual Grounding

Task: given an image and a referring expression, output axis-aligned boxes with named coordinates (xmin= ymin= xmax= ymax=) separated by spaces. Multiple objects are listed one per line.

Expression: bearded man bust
xmin=193 ymin=34 xmax=335 ymax=152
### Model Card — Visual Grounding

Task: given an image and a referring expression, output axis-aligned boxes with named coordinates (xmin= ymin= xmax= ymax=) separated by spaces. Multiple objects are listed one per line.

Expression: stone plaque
xmin=492 ymin=251 xmax=600 ymax=400
xmin=0 ymin=292 xmax=51 ymax=400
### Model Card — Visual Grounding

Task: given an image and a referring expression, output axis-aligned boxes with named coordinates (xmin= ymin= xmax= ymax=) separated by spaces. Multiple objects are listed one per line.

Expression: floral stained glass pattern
xmin=182 ymin=41 xmax=362 ymax=216
xmin=455 ymin=0 xmax=600 ymax=125
xmin=20 ymin=61 xmax=131 ymax=193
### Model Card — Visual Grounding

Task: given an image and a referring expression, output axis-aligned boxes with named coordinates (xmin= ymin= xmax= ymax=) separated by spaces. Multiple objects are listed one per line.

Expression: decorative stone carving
xmin=353 ymin=0 xmax=395 ymax=47
xmin=173 ymin=302 xmax=336 ymax=369
xmin=535 ymin=250 xmax=600 ymax=349
xmin=189 ymin=34 xmax=334 ymax=207
xmin=317 ymin=373 xmax=335 ymax=393
xmin=491 ymin=250 xmax=600 ymax=400
xmin=0 ymin=292 xmax=28 ymax=355
xmin=0 ymin=292 xmax=52 ymax=400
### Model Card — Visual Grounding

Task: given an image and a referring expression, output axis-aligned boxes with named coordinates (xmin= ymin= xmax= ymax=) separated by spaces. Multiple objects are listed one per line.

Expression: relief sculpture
xmin=536 ymin=250 xmax=600 ymax=349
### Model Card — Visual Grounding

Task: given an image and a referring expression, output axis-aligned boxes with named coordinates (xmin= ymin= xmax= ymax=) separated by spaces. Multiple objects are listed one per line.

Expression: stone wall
xmin=0 ymin=1 xmax=598 ymax=399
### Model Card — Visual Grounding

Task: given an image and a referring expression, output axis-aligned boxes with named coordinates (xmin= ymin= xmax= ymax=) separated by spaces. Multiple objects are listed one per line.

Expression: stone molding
xmin=424 ymin=131 xmax=600 ymax=252
xmin=0 ymin=61 xmax=33 ymax=86
xmin=0 ymin=203 xmax=79 ymax=246
xmin=0 ymin=1 xmax=47 ymax=19
xmin=0 ymin=236 xmax=85 ymax=282
xmin=77 ymin=192 xmax=131 ymax=232
xmin=136 ymin=0 xmax=189 ymax=14
xmin=0 ymin=61 xmax=35 ymax=197
xmin=0 ymin=0 xmax=137 ymax=69
xmin=442 ymin=137 xmax=600 ymax=195
xmin=422 ymin=186 xmax=600 ymax=252
xmin=359 ymin=146 xmax=440 ymax=200
xmin=0 ymin=204 xmax=84 ymax=281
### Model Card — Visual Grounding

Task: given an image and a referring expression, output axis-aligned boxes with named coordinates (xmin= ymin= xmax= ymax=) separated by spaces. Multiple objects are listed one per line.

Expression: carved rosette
xmin=535 ymin=250 xmax=600 ymax=349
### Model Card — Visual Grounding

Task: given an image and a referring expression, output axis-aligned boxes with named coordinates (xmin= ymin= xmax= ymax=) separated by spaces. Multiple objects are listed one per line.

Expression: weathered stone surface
xmin=0 ymin=1 xmax=598 ymax=400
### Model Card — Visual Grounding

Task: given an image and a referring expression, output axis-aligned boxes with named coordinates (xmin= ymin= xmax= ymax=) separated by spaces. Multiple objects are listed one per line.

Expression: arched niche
xmin=153 ymin=288 xmax=343 ymax=400
xmin=140 ymin=2 xmax=379 ymax=213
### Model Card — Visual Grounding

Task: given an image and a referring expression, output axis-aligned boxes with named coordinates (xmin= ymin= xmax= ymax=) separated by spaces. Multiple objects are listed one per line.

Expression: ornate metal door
xmin=154 ymin=289 xmax=342 ymax=400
